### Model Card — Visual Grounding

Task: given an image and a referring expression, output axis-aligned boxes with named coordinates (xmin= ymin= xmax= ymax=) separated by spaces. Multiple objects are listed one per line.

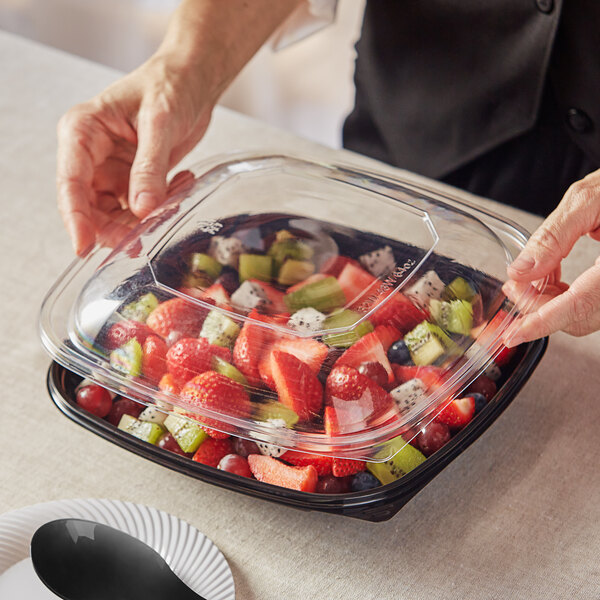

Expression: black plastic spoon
xmin=30 ymin=518 xmax=206 ymax=600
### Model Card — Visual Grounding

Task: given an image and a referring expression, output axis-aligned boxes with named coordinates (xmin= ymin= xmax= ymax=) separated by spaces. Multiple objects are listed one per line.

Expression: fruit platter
xmin=41 ymin=155 xmax=547 ymax=521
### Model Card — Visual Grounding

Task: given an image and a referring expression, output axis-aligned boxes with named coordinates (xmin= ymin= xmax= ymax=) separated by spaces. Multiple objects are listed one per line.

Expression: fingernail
xmin=133 ymin=192 xmax=156 ymax=215
xmin=509 ymin=252 xmax=535 ymax=274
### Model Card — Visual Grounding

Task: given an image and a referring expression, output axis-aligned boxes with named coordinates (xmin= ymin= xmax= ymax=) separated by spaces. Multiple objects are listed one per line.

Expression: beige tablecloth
xmin=1 ymin=31 xmax=599 ymax=600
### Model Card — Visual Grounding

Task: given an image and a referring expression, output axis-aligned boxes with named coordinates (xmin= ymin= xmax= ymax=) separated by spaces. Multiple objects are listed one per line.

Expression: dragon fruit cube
xmin=359 ymin=245 xmax=396 ymax=278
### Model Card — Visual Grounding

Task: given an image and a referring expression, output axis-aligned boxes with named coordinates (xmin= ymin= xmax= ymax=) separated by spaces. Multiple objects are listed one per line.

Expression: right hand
xmin=56 ymin=51 xmax=215 ymax=255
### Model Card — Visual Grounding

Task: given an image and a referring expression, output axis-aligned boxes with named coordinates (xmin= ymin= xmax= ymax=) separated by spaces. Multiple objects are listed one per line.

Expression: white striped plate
xmin=0 ymin=498 xmax=234 ymax=600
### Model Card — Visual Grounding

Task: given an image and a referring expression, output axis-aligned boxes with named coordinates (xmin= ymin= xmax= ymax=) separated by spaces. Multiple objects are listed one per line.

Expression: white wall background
xmin=0 ymin=0 xmax=365 ymax=148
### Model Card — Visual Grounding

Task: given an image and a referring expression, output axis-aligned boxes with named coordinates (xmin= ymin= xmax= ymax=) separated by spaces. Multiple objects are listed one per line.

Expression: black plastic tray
xmin=46 ymin=336 xmax=547 ymax=522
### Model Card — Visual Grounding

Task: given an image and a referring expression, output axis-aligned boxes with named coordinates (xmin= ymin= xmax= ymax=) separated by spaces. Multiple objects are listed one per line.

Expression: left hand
xmin=502 ymin=169 xmax=600 ymax=346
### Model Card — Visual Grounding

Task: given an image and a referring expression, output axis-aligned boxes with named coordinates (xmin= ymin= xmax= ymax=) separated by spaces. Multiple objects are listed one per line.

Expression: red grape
xmin=76 ymin=385 xmax=113 ymax=418
xmin=218 ymin=454 xmax=253 ymax=477
xmin=357 ymin=361 xmax=389 ymax=388
xmin=232 ymin=437 xmax=261 ymax=457
xmin=465 ymin=375 xmax=497 ymax=401
xmin=157 ymin=433 xmax=189 ymax=457
xmin=416 ymin=421 xmax=451 ymax=457
xmin=106 ymin=398 xmax=144 ymax=426
xmin=315 ymin=475 xmax=352 ymax=494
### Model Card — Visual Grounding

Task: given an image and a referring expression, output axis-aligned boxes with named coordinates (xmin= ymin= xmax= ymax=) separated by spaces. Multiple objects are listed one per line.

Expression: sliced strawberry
xmin=192 ymin=437 xmax=233 ymax=468
xmin=146 ymin=297 xmax=206 ymax=339
xmin=270 ymin=350 xmax=323 ymax=421
xmin=247 ymin=454 xmax=318 ymax=492
xmin=286 ymin=273 xmax=327 ymax=295
xmin=280 ymin=450 xmax=333 ymax=476
xmin=326 ymin=366 xmax=394 ymax=424
xmin=232 ymin=310 xmax=267 ymax=387
xmin=493 ymin=344 xmax=516 ymax=367
xmin=209 ymin=344 xmax=232 ymax=363
xmin=324 ymin=406 xmax=341 ymax=435
xmin=336 ymin=262 xmax=378 ymax=308
xmin=369 ymin=291 xmax=427 ymax=333
xmin=181 ymin=370 xmax=252 ymax=434
xmin=320 ymin=255 xmax=362 ymax=277
xmin=373 ymin=324 xmax=401 ymax=352
xmin=141 ymin=334 xmax=167 ymax=385
xmin=201 ymin=283 xmax=231 ymax=309
xmin=158 ymin=372 xmax=180 ymax=395
xmin=104 ymin=320 xmax=152 ymax=351
xmin=272 ymin=337 xmax=328 ymax=374
xmin=392 ymin=364 xmax=446 ymax=390
xmin=332 ymin=457 xmax=366 ymax=477
xmin=334 ymin=330 xmax=394 ymax=383
xmin=166 ymin=337 xmax=213 ymax=386
xmin=435 ymin=396 xmax=476 ymax=429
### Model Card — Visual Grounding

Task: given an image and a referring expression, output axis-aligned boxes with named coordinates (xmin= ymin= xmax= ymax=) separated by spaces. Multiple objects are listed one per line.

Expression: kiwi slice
xmin=284 ymin=276 xmax=346 ymax=313
xmin=277 ymin=259 xmax=315 ymax=286
xmin=164 ymin=414 xmax=208 ymax=453
xmin=443 ymin=277 xmax=476 ymax=302
xmin=366 ymin=435 xmax=426 ymax=485
xmin=212 ymin=355 xmax=248 ymax=385
xmin=255 ymin=402 xmax=299 ymax=428
xmin=120 ymin=293 xmax=158 ymax=322
xmin=268 ymin=237 xmax=314 ymax=274
xmin=190 ymin=252 xmax=222 ymax=281
xmin=322 ymin=309 xmax=374 ymax=348
xmin=200 ymin=310 xmax=241 ymax=348
xmin=110 ymin=339 xmax=143 ymax=376
xmin=430 ymin=299 xmax=473 ymax=336
xmin=117 ymin=414 xmax=164 ymax=445
xmin=239 ymin=254 xmax=273 ymax=283
xmin=404 ymin=321 xmax=452 ymax=366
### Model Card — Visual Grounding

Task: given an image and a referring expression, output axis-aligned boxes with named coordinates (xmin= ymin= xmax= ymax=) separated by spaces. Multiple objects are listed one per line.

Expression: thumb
xmin=507 ymin=178 xmax=600 ymax=282
xmin=129 ymin=108 xmax=172 ymax=219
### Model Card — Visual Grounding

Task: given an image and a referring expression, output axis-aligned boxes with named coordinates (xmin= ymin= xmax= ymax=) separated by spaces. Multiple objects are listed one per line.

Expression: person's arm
xmin=503 ymin=169 xmax=600 ymax=344
xmin=57 ymin=0 xmax=302 ymax=255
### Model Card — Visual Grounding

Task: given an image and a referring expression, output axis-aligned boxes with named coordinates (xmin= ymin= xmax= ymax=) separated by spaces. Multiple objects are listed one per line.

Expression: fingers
xmin=56 ymin=107 xmax=114 ymax=255
xmin=128 ymin=105 xmax=172 ymax=219
xmin=507 ymin=172 xmax=600 ymax=282
xmin=505 ymin=263 xmax=600 ymax=345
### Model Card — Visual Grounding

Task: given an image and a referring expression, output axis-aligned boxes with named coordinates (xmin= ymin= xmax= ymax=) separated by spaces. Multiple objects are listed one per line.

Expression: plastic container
xmin=40 ymin=154 xmax=547 ymax=517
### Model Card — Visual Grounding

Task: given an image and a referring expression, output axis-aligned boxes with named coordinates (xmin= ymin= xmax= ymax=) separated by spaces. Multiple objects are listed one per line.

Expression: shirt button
xmin=566 ymin=108 xmax=593 ymax=133
xmin=535 ymin=0 xmax=554 ymax=13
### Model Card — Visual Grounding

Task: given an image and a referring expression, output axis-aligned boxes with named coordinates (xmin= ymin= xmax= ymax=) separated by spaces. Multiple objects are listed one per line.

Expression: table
xmin=2 ymin=30 xmax=600 ymax=599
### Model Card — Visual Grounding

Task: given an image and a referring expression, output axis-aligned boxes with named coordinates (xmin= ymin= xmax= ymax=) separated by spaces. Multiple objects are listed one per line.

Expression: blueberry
xmin=387 ymin=340 xmax=413 ymax=365
xmin=350 ymin=471 xmax=381 ymax=492
xmin=470 ymin=392 xmax=488 ymax=415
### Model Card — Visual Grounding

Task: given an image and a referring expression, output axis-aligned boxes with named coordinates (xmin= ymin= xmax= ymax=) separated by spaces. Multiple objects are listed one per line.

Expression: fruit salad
xmin=67 ymin=212 xmax=521 ymax=495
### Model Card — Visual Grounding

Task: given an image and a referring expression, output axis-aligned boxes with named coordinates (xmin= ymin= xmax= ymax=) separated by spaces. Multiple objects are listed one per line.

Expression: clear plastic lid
xmin=39 ymin=154 xmax=544 ymax=461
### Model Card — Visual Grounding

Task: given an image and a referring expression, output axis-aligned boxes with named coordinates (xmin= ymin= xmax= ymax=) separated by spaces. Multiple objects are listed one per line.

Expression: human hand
xmin=503 ymin=169 xmax=600 ymax=346
xmin=56 ymin=51 xmax=215 ymax=255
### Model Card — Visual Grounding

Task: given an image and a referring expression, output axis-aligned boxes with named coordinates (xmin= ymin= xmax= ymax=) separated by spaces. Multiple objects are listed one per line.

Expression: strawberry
xmin=201 ymin=283 xmax=231 ymax=309
xmin=373 ymin=324 xmax=401 ymax=352
xmin=247 ymin=454 xmax=318 ymax=492
xmin=369 ymin=291 xmax=427 ymax=333
xmin=392 ymin=364 xmax=445 ymax=390
xmin=192 ymin=437 xmax=233 ymax=468
xmin=158 ymin=372 xmax=179 ymax=395
xmin=270 ymin=350 xmax=323 ymax=421
xmin=435 ymin=396 xmax=476 ymax=429
xmin=181 ymin=371 xmax=252 ymax=436
xmin=336 ymin=262 xmax=378 ymax=307
xmin=166 ymin=337 xmax=213 ymax=386
xmin=334 ymin=330 xmax=394 ymax=383
xmin=248 ymin=280 xmax=287 ymax=314
xmin=493 ymin=344 xmax=516 ymax=367
xmin=332 ymin=457 xmax=366 ymax=477
xmin=326 ymin=366 xmax=394 ymax=422
xmin=324 ymin=406 xmax=341 ymax=436
xmin=146 ymin=297 xmax=206 ymax=339
xmin=320 ymin=255 xmax=362 ymax=277
xmin=104 ymin=320 xmax=152 ymax=351
xmin=280 ymin=450 xmax=333 ymax=476
xmin=209 ymin=344 xmax=232 ymax=363
xmin=232 ymin=310 xmax=267 ymax=387
xmin=141 ymin=334 xmax=167 ymax=385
